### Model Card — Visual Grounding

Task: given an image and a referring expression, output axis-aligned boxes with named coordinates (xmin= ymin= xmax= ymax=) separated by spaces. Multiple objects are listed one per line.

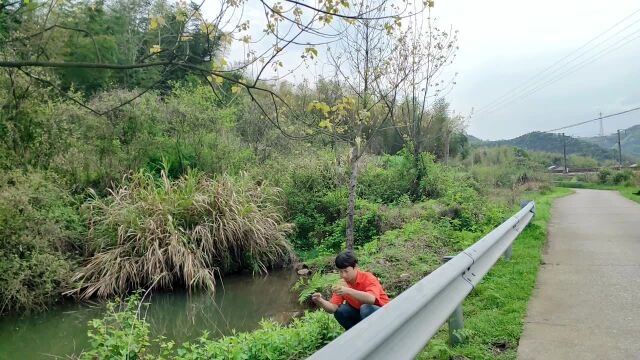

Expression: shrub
xmin=612 ymin=170 xmax=633 ymax=185
xmin=80 ymin=293 xmax=168 ymax=360
xmin=0 ymin=170 xmax=83 ymax=313
xmin=69 ymin=169 xmax=294 ymax=299
xmin=598 ymin=169 xmax=611 ymax=184
xmin=80 ymin=295 xmax=343 ymax=360
xmin=319 ymin=200 xmax=381 ymax=252
xmin=358 ymin=154 xmax=415 ymax=204
xmin=263 ymin=154 xmax=339 ymax=251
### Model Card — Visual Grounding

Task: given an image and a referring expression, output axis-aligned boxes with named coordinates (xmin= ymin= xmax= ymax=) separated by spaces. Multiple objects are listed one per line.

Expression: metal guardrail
xmin=308 ymin=201 xmax=536 ymax=360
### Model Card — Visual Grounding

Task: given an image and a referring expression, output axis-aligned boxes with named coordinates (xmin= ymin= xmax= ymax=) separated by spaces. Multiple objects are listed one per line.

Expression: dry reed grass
xmin=68 ymin=170 xmax=293 ymax=299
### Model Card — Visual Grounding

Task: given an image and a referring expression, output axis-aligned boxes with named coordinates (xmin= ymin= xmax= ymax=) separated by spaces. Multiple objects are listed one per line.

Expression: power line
xmin=477 ymin=29 xmax=640 ymax=117
xmin=473 ymin=7 xmax=640 ymax=117
xmin=544 ymin=105 xmax=640 ymax=133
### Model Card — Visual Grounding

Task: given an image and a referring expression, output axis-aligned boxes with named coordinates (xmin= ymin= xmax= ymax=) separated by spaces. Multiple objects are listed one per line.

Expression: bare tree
xmin=392 ymin=12 xmax=458 ymax=196
xmin=307 ymin=1 xmax=411 ymax=250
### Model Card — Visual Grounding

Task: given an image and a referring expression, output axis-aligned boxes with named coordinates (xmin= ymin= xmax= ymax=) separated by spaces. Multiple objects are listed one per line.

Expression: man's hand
xmin=312 ymin=292 xmax=338 ymax=314
xmin=332 ymin=280 xmax=352 ymax=296
xmin=332 ymin=286 xmax=352 ymax=296
xmin=311 ymin=292 xmax=323 ymax=303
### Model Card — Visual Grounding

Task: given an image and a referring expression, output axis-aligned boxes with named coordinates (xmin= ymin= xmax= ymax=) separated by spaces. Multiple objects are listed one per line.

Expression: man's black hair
xmin=335 ymin=250 xmax=358 ymax=269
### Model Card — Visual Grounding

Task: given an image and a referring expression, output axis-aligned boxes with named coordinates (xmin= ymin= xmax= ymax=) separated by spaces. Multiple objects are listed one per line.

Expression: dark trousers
xmin=334 ymin=303 xmax=380 ymax=330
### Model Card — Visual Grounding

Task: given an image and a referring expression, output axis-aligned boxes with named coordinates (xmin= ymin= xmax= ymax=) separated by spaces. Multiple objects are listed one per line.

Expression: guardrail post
xmin=442 ymin=256 xmax=464 ymax=346
xmin=502 ymin=200 xmax=534 ymax=262
xmin=503 ymin=244 xmax=513 ymax=261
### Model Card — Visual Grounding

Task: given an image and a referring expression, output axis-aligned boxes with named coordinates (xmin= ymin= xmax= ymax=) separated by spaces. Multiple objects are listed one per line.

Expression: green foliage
xmin=71 ymin=169 xmax=293 ymax=299
xmin=0 ymin=170 xmax=83 ymax=314
xmin=464 ymin=146 xmax=549 ymax=189
xmin=293 ymin=272 xmax=340 ymax=304
xmin=81 ymin=293 xmax=176 ymax=360
xmin=598 ymin=168 xmax=612 ymax=183
xmin=45 ymin=86 xmax=253 ymax=190
xmin=612 ymin=170 xmax=633 ymax=185
xmin=80 ymin=296 xmax=343 ymax=360
xmin=358 ymin=154 xmax=415 ymax=204
xmin=319 ymin=199 xmax=381 ymax=252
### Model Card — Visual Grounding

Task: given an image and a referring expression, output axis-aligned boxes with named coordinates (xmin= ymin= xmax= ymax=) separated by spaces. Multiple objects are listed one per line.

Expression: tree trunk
xmin=410 ymin=144 xmax=424 ymax=200
xmin=345 ymin=146 xmax=358 ymax=251
xmin=443 ymin=128 xmax=450 ymax=165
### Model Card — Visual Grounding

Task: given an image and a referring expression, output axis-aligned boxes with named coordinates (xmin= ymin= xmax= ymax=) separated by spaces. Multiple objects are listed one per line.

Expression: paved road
xmin=518 ymin=189 xmax=640 ymax=360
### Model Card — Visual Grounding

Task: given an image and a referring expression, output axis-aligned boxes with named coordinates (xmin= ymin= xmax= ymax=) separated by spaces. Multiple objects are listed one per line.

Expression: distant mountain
xmin=582 ymin=124 xmax=640 ymax=158
xmin=466 ymin=134 xmax=484 ymax=145
xmin=476 ymin=131 xmax=621 ymax=161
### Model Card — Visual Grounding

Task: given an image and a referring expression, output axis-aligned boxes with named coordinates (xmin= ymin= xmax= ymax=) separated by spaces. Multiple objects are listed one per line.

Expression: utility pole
xmin=617 ymin=129 xmax=623 ymax=168
xmin=562 ymin=133 xmax=567 ymax=173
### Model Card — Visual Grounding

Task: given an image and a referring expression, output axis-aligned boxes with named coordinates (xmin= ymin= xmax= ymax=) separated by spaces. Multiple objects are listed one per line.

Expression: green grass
xmin=418 ymin=187 xmax=573 ymax=360
xmin=555 ymin=181 xmax=640 ymax=204
xmin=78 ymin=187 xmax=575 ymax=359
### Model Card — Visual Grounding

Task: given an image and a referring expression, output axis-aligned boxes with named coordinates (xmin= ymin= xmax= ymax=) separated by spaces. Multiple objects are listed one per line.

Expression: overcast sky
xmin=431 ymin=0 xmax=640 ymax=140
xmin=205 ymin=0 xmax=640 ymax=141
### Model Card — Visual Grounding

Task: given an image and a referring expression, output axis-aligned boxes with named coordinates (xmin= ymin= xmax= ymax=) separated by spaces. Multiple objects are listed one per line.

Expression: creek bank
xmin=0 ymin=269 xmax=303 ymax=360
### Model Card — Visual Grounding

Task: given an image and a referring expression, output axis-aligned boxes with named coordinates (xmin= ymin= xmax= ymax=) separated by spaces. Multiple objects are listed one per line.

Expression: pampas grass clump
xmin=69 ymin=169 xmax=293 ymax=299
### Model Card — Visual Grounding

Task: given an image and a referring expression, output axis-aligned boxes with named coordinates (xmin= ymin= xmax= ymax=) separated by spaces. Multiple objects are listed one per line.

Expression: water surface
xmin=0 ymin=270 xmax=304 ymax=359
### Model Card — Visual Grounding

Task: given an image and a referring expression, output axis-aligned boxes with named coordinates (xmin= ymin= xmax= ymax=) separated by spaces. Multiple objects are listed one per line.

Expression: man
xmin=311 ymin=250 xmax=390 ymax=330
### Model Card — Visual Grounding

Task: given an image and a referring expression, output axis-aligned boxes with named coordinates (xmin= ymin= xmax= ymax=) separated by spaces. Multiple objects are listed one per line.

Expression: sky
xmin=204 ymin=0 xmax=640 ymax=141
xmin=430 ymin=0 xmax=640 ymax=140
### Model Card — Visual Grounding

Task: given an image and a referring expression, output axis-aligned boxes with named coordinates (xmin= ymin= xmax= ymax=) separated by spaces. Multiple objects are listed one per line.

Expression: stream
xmin=0 ymin=270 xmax=304 ymax=359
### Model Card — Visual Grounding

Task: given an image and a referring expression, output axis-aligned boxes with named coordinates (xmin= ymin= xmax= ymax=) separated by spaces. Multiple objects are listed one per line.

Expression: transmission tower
xmin=599 ymin=112 xmax=604 ymax=136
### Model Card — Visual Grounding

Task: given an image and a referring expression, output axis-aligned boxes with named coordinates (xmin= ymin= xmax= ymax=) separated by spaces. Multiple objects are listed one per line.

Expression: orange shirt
xmin=331 ymin=270 xmax=390 ymax=309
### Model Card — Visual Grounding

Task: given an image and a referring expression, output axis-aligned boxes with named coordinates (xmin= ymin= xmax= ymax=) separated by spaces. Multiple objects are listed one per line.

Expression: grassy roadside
xmin=418 ymin=187 xmax=573 ymax=360
xmin=76 ymin=187 xmax=573 ymax=359
xmin=554 ymin=181 xmax=640 ymax=204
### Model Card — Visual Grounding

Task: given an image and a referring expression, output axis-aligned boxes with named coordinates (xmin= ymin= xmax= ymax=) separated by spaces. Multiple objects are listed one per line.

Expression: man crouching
xmin=311 ymin=250 xmax=390 ymax=330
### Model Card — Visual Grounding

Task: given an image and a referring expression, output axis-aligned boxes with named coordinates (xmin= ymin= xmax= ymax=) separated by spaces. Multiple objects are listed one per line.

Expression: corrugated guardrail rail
xmin=309 ymin=201 xmax=536 ymax=360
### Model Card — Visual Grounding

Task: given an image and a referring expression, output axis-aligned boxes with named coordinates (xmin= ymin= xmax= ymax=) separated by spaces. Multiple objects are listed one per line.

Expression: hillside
xmin=474 ymin=131 xmax=621 ymax=161
xmin=582 ymin=124 xmax=640 ymax=158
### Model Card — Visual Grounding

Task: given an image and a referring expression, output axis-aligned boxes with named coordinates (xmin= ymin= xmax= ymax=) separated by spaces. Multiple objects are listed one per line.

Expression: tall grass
xmin=69 ymin=170 xmax=294 ymax=299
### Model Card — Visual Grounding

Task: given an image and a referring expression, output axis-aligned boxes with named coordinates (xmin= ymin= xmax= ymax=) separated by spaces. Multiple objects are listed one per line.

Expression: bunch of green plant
xmin=320 ymin=203 xmax=381 ymax=252
xmin=358 ymin=153 xmax=416 ymax=204
xmin=0 ymin=170 xmax=83 ymax=314
xmin=612 ymin=170 xmax=633 ymax=185
xmin=175 ymin=311 xmax=342 ymax=360
xmin=256 ymin=152 xmax=341 ymax=251
xmin=81 ymin=293 xmax=176 ymax=360
xmin=598 ymin=168 xmax=612 ymax=183
xmin=464 ymin=147 xmax=549 ymax=189
xmin=80 ymin=296 xmax=343 ymax=360
xmin=293 ymin=272 xmax=341 ymax=304
xmin=70 ymin=169 xmax=294 ymax=299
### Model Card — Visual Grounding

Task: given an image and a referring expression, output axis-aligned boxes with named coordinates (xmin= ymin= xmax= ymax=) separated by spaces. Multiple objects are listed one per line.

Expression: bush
xmin=319 ymin=200 xmax=381 ymax=252
xmin=80 ymin=293 xmax=168 ymax=360
xmin=358 ymin=154 xmax=415 ymax=204
xmin=0 ymin=170 xmax=83 ymax=313
xmin=80 ymin=295 xmax=343 ymax=360
xmin=598 ymin=169 xmax=611 ymax=184
xmin=612 ymin=170 xmax=633 ymax=185
xmin=69 ymin=169 xmax=294 ymax=299
xmin=261 ymin=154 xmax=339 ymax=251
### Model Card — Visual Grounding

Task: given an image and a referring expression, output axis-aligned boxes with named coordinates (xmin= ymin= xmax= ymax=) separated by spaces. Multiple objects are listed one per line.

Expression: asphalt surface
xmin=518 ymin=189 xmax=640 ymax=360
